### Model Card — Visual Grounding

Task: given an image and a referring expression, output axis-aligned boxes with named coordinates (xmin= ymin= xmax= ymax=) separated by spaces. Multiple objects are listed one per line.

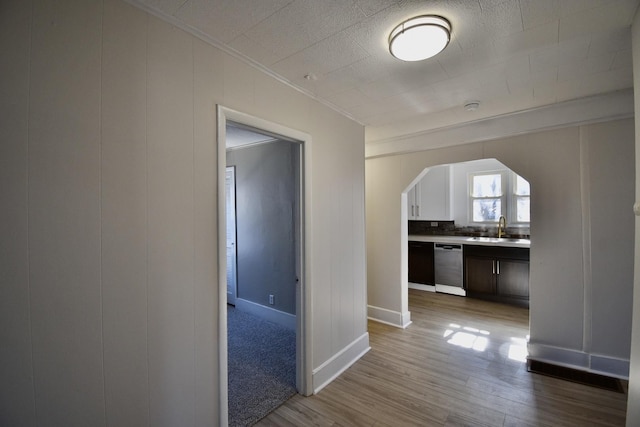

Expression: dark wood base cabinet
xmin=465 ymin=245 xmax=529 ymax=307
xmin=408 ymin=241 xmax=435 ymax=285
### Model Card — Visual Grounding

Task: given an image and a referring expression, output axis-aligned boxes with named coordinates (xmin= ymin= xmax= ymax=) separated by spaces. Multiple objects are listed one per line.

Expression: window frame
xmin=468 ymin=170 xmax=507 ymax=224
xmin=511 ymin=171 xmax=530 ymax=225
xmin=468 ymin=170 xmax=530 ymax=226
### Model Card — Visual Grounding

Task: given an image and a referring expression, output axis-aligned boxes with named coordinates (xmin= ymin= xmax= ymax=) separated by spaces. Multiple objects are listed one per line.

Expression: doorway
xmin=404 ymin=159 xmax=531 ymax=360
xmin=217 ymin=106 xmax=312 ymax=426
xmin=226 ymin=166 xmax=237 ymax=306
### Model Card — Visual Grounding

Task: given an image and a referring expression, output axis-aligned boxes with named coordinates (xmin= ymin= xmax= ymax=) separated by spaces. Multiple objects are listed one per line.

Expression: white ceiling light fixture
xmin=389 ymin=15 xmax=451 ymax=62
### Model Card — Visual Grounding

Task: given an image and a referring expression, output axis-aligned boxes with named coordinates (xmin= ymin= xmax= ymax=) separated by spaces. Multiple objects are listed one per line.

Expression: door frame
xmin=225 ymin=166 xmax=237 ymax=306
xmin=216 ymin=106 xmax=312 ymax=425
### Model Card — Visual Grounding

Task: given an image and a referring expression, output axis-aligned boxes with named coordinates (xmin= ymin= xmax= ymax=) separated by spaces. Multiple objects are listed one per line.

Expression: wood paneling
xmin=101 ymin=0 xmax=149 ymax=424
xmin=29 ymin=0 xmax=104 ymax=424
xmin=0 ymin=0 xmax=35 ymax=424
xmin=146 ymin=14 xmax=195 ymax=427
xmin=259 ymin=290 xmax=628 ymax=426
xmin=192 ymin=37 xmax=223 ymax=426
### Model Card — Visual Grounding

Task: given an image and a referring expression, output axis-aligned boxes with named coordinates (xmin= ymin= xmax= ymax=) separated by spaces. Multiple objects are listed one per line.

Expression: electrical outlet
xmin=269 ymin=294 xmax=275 ymax=305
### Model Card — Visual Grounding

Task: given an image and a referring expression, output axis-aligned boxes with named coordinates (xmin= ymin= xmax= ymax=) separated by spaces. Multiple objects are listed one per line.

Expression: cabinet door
xmin=418 ymin=166 xmax=449 ymax=220
xmin=497 ymin=259 xmax=529 ymax=298
xmin=408 ymin=242 xmax=434 ymax=285
xmin=465 ymin=256 xmax=496 ymax=294
xmin=407 ymin=186 xmax=417 ymax=220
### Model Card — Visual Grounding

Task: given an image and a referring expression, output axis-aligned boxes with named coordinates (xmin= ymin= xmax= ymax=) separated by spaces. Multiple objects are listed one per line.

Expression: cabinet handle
xmin=497 ymin=260 xmax=500 ymax=275
xmin=492 ymin=260 xmax=495 ymax=274
xmin=411 ymin=205 xmax=415 ymax=216
xmin=416 ymin=205 xmax=420 ymax=217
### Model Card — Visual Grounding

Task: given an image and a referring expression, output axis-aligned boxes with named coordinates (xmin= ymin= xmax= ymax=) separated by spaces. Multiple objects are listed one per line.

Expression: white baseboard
xmin=234 ymin=298 xmax=296 ymax=331
xmin=435 ymin=284 xmax=466 ymax=296
xmin=528 ymin=342 xmax=629 ymax=379
xmin=590 ymin=354 xmax=630 ymax=379
xmin=367 ymin=305 xmax=412 ymax=329
xmin=408 ymin=283 xmax=466 ymax=296
xmin=408 ymin=283 xmax=436 ymax=292
xmin=312 ymin=332 xmax=370 ymax=394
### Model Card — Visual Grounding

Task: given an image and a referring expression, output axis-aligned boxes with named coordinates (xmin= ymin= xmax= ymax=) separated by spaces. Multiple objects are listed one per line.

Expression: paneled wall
xmin=366 ymin=119 xmax=635 ymax=378
xmin=627 ymin=7 xmax=640 ymax=425
xmin=0 ymin=0 xmax=367 ymax=425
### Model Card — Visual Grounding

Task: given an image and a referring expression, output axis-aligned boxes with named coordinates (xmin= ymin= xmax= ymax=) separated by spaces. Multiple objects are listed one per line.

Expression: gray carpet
xmin=227 ymin=306 xmax=296 ymax=427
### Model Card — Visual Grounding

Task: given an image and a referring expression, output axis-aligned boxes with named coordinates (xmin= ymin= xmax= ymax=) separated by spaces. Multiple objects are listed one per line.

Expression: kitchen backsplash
xmin=408 ymin=220 xmax=530 ymax=239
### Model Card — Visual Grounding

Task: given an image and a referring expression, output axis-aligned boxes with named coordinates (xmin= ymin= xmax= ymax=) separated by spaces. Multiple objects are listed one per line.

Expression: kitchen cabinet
xmin=408 ymin=241 xmax=434 ymax=285
xmin=464 ymin=245 xmax=529 ymax=306
xmin=465 ymin=257 xmax=496 ymax=294
xmin=407 ymin=165 xmax=451 ymax=220
xmin=407 ymin=185 xmax=419 ymax=220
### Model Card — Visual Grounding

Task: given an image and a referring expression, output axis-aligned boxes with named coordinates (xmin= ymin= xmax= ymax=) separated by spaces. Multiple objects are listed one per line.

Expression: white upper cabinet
xmin=407 ymin=165 xmax=451 ymax=220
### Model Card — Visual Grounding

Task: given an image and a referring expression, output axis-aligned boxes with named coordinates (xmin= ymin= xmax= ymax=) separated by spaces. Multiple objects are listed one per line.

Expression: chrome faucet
xmin=498 ymin=215 xmax=507 ymax=238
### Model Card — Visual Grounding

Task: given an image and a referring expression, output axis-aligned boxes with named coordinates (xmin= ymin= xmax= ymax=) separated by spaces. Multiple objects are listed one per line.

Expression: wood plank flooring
xmin=256 ymin=289 xmax=628 ymax=426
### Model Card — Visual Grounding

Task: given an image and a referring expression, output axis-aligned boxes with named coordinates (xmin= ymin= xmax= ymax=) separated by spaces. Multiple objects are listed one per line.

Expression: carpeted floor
xmin=227 ymin=306 xmax=296 ymax=427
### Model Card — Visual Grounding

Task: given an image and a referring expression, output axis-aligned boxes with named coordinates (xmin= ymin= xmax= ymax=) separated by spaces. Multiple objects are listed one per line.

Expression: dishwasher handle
xmin=434 ymin=243 xmax=462 ymax=251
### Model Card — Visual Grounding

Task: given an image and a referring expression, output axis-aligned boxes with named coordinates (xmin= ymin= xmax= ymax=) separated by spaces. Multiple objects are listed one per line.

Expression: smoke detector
xmin=464 ymin=101 xmax=480 ymax=112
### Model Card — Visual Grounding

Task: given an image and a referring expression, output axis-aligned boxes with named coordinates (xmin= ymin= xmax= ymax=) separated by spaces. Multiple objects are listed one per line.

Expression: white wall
xmin=0 ymin=0 xmax=368 ymax=425
xmin=627 ymin=6 xmax=640 ymax=426
xmin=366 ymin=119 xmax=635 ymax=378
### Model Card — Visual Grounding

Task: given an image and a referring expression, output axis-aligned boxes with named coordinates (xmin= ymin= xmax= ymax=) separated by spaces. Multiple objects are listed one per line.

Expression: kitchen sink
xmin=466 ymin=237 xmax=529 ymax=244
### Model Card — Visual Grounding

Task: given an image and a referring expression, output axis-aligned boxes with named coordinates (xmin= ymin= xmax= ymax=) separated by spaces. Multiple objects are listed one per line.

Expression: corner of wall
xmin=367 ymin=305 xmax=412 ymax=329
xmin=312 ymin=332 xmax=370 ymax=394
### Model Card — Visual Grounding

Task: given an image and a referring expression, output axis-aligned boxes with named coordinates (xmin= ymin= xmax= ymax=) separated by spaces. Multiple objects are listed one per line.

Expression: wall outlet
xmin=269 ymin=294 xmax=275 ymax=305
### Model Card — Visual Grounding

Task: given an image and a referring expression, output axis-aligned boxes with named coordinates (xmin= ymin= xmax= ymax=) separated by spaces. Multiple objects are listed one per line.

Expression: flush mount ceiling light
xmin=389 ymin=15 xmax=451 ymax=62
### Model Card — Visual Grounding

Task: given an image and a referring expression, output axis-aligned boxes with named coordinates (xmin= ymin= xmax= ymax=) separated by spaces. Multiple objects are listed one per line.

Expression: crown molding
xmin=122 ymin=0 xmax=362 ymax=125
xmin=365 ymin=89 xmax=634 ymax=159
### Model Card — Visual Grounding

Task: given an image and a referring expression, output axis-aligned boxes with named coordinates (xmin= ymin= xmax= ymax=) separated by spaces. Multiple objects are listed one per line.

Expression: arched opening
xmin=403 ymin=158 xmax=531 ymax=362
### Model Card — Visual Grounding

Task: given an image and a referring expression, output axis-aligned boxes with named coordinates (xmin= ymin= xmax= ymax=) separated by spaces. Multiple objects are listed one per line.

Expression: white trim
xmin=408 ymin=283 xmax=436 ymax=292
xmin=216 ymin=109 xmax=229 ymax=427
xmin=579 ymin=127 xmax=593 ymax=356
xmin=234 ymin=298 xmax=296 ymax=331
xmin=365 ymin=90 xmax=634 ymax=158
xmin=217 ymin=106 xmax=314 ymax=414
xmin=528 ymin=341 xmax=589 ymax=367
xmin=435 ymin=284 xmax=466 ymax=297
xmin=367 ymin=305 xmax=412 ymax=329
xmin=122 ymin=0 xmax=360 ymax=126
xmin=590 ymin=354 xmax=630 ymax=379
xmin=528 ymin=342 xmax=630 ymax=379
xmin=312 ymin=333 xmax=370 ymax=394
xmin=468 ymin=170 xmax=507 ymax=224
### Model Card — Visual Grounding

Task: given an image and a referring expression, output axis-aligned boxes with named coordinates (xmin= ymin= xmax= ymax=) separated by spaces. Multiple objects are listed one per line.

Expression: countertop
xmin=408 ymin=235 xmax=531 ymax=248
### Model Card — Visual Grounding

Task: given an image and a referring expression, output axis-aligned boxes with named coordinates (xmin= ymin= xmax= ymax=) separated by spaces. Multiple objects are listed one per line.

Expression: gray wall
xmin=227 ymin=140 xmax=299 ymax=315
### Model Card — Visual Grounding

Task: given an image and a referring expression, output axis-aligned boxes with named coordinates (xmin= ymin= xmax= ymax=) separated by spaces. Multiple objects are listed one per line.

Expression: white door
xmin=226 ymin=166 xmax=237 ymax=305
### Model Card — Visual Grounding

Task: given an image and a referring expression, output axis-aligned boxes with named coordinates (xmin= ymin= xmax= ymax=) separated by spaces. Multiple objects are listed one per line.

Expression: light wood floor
xmin=256 ymin=289 xmax=628 ymax=426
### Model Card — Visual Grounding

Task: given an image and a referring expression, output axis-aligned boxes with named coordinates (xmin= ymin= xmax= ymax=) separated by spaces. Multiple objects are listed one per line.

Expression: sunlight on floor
xmin=508 ymin=336 xmax=529 ymax=362
xmin=443 ymin=323 xmax=490 ymax=352
xmin=443 ymin=323 xmax=529 ymax=361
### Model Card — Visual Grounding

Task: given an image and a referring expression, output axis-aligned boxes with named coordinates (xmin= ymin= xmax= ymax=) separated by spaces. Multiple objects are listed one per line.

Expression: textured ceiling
xmin=137 ymin=0 xmax=639 ymax=142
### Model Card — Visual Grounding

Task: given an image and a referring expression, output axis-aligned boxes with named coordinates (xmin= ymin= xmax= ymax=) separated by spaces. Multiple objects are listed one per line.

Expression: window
xmin=470 ymin=172 xmax=504 ymax=222
xmin=513 ymin=173 xmax=530 ymax=223
xmin=469 ymin=171 xmax=530 ymax=224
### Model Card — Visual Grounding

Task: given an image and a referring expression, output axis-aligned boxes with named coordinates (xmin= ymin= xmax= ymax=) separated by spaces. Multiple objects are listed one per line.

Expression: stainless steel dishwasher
xmin=434 ymin=243 xmax=465 ymax=296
